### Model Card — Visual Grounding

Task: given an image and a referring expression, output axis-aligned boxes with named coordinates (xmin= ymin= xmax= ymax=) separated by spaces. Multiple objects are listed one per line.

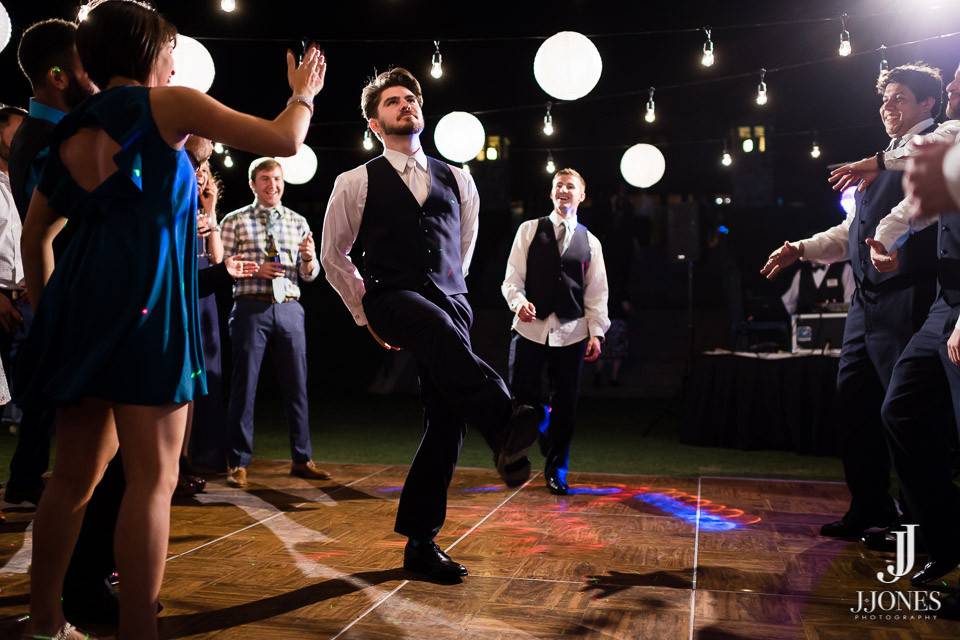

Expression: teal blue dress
xmin=15 ymin=86 xmax=207 ymax=406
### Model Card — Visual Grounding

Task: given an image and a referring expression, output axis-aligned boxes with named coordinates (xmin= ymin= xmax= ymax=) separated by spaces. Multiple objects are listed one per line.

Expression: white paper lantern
xmin=840 ymin=186 xmax=856 ymax=217
xmin=276 ymin=144 xmax=317 ymax=185
xmin=171 ymin=35 xmax=216 ymax=93
xmin=0 ymin=3 xmax=10 ymax=55
xmin=620 ymin=144 xmax=666 ymax=188
xmin=534 ymin=31 xmax=603 ymax=101
xmin=433 ymin=111 xmax=485 ymax=164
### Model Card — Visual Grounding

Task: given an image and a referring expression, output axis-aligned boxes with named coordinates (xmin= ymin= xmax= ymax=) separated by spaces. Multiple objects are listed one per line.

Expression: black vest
xmin=524 ymin=216 xmax=591 ymax=322
xmin=9 ymin=116 xmax=55 ymax=220
xmin=357 ymin=155 xmax=466 ymax=296
xmin=936 ymin=216 xmax=960 ymax=305
xmin=848 ymin=125 xmax=939 ymax=291
xmin=796 ymin=262 xmax=845 ymax=313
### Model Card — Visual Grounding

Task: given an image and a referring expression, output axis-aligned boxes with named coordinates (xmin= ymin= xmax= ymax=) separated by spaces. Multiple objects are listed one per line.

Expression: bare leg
xmin=113 ymin=402 xmax=188 ymax=640
xmin=182 ymin=401 xmax=194 ymax=459
xmin=28 ymin=398 xmax=118 ymax=636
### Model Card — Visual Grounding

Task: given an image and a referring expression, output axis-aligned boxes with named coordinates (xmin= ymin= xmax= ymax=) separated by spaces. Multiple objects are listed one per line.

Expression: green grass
xmin=0 ymin=397 xmax=845 ymax=483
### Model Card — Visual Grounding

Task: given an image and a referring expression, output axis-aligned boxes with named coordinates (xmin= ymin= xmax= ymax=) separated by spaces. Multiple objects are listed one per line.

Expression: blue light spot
xmin=717 ymin=225 xmax=730 ymax=235
xmin=635 ymin=492 xmax=741 ymax=531
xmin=567 ymin=486 xmax=623 ymax=495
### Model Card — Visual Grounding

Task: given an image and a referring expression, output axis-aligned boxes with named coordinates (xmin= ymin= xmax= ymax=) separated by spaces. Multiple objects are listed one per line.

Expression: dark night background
xmin=2 ymin=0 xmax=960 ymax=401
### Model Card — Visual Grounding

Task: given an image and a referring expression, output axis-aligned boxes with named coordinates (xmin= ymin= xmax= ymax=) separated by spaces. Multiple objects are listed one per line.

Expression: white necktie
xmin=405 ymin=157 xmax=429 ymax=206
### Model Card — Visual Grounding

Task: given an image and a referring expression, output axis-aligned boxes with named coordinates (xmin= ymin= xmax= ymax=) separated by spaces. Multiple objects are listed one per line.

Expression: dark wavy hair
xmin=77 ymin=0 xmax=177 ymax=90
xmin=360 ymin=67 xmax=423 ymax=121
xmin=877 ymin=62 xmax=943 ymax=118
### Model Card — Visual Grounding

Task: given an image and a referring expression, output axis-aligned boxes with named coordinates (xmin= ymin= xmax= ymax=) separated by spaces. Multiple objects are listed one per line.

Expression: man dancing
xmin=320 ymin=68 xmax=539 ymax=581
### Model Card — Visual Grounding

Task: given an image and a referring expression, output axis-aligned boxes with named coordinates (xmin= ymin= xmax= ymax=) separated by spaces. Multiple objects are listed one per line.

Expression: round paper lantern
xmin=0 ymin=3 xmax=11 ymax=55
xmin=534 ymin=32 xmax=603 ymax=101
xmin=171 ymin=35 xmax=216 ymax=93
xmin=433 ymin=111 xmax=485 ymax=164
xmin=840 ymin=186 xmax=856 ymax=217
xmin=620 ymin=144 xmax=666 ymax=188
xmin=276 ymin=144 xmax=318 ymax=185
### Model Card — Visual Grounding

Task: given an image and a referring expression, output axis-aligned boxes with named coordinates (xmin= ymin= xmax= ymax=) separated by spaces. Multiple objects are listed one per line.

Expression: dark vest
xmin=848 ymin=124 xmax=939 ymax=291
xmin=9 ymin=116 xmax=55 ymax=220
xmin=357 ymin=155 xmax=466 ymax=296
xmin=524 ymin=216 xmax=592 ymax=322
xmin=936 ymin=216 xmax=960 ymax=305
xmin=797 ymin=262 xmax=846 ymax=313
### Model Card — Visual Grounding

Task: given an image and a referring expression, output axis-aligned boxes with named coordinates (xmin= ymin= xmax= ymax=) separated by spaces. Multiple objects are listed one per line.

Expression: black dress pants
xmin=882 ymin=296 xmax=960 ymax=560
xmin=508 ymin=334 xmax=586 ymax=480
xmin=363 ymin=286 xmax=512 ymax=540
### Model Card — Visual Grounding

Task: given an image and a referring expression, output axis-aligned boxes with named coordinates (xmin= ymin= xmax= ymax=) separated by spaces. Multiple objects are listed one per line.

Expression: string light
xmin=838 ymin=13 xmax=851 ymax=57
xmin=546 ymin=152 xmax=556 ymax=174
xmin=213 ymin=142 xmax=224 ymax=154
xmin=644 ymin=87 xmax=656 ymax=123
xmin=879 ymin=44 xmax=889 ymax=72
xmin=362 ymin=128 xmax=374 ymax=151
xmin=810 ymin=133 xmax=821 ymax=159
xmin=742 ymin=138 xmax=754 ymax=153
xmin=721 ymin=146 xmax=733 ymax=167
xmin=220 ymin=0 xmax=236 ymax=12
xmin=430 ymin=41 xmax=443 ymax=79
xmin=542 ymin=102 xmax=554 ymax=136
xmin=701 ymin=27 xmax=715 ymax=67
xmin=755 ymin=68 xmax=768 ymax=106
xmin=461 ymin=163 xmax=470 ymax=175
xmin=223 ymin=152 xmax=234 ymax=169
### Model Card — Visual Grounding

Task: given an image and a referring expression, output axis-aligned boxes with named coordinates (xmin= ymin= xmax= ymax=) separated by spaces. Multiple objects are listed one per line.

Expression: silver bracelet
xmin=287 ymin=95 xmax=314 ymax=116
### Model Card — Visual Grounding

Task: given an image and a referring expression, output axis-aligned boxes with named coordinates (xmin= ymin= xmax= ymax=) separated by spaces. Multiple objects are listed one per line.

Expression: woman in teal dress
xmin=18 ymin=2 xmax=326 ymax=638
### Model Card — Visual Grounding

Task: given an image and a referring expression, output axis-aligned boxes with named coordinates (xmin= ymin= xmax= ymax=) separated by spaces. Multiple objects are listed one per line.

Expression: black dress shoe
xmin=911 ymin=557 xmax=960 ymax=586
xmin=495 ymin=404 xmax=542 ymax=487
xmin=403 ymin=540 xmax=468 ymax=581
xmin=546 ymin=473 xmax=569 ymax=496
xmin=820 ymin=512 xmax=897 ymax=539
xmin=861 ymin=527 xmax=927 ymax=553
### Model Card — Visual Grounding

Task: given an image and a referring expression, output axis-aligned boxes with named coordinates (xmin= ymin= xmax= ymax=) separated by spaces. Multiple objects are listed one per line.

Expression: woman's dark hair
xmin=77 ymin=1 xmax=177 ymax=90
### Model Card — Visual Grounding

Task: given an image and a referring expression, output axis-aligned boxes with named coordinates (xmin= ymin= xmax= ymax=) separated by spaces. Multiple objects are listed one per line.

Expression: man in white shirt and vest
xmin=502 ymin=168 xmax=609 ymax=495
xmin=320 ymin=68 xmax=541 ymax=582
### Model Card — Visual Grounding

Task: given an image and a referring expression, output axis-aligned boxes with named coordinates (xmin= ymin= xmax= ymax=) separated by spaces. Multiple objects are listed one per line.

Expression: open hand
xmin=760 ymin=241 xmax=801 ymax=280
xmin=254 ymin=262 xmax=285 ymax=279
xmin=224 ymin=255 xmax=258 ymax=279
xmin=865 ymin=238 xmax=899 ymax=273
xmin=828 ymin=157 xmax=879 ymax=192
xmin=287 ymin=45 xmax=326 ymax=100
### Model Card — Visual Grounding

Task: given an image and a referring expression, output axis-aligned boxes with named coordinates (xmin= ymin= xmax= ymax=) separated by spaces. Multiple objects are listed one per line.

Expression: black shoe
xmin=820 ymin=512 xmax=896 ymax=539
xmin=495 ymin=404 xmax=541 ymax=487
xmin=403 ymin=540 xmax=468 ymax=582
xmin=3 ymin=484 xmax=43 ymax=506
xmin=911 ymin=557 xmax=960 ymax=587
xmin=62 ymin=585 xmax=119 ymax=626
xmin=546 ymin=473 xmax=569 ymax=496
xmin=861 ymin=527 xmax=927 ymax=553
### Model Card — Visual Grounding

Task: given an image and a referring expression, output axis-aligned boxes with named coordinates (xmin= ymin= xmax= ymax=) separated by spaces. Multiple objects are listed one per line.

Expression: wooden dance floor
xmin=2 ymin=461 xmax=959 ymax=638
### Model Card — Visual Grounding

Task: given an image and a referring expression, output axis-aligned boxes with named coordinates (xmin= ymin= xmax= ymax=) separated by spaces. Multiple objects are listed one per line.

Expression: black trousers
xmin=363 ymin=286 xmax=512 ymax=540
xmin=881 ymin=295 xmax=960 ymax=559
xmin=508 ymin=334 xmax=586 ymax=479
xmin=834 ymin=284 xmax=926 ymax=522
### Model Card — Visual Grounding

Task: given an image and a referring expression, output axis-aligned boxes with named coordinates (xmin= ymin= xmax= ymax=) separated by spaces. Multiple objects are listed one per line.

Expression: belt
xmin=238 ymin=293 xmax=298 ymax=304
xmin=0 ymin=289 xmax=24 ymax=301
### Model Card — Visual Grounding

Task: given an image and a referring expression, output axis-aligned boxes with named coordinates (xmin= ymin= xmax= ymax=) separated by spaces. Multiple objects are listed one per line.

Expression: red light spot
xmin=141 ymin=308 xmax=148 ymax=315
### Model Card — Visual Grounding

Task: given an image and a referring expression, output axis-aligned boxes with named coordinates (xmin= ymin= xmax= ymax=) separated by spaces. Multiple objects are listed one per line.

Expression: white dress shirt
xmin=0 ymin=172 xmax=24 ymax=290
xmin=780 ymin=263 xmax=855 ymax=315
xmin=801 ymin=118 xmax=934 ymax=263
xmin=944 ymin=131 xmax=960 ymax=210
xmin=502 ymin=211 xmax=610 ymax=346
xmin=320 ymin=147 xmax=480 ymax=326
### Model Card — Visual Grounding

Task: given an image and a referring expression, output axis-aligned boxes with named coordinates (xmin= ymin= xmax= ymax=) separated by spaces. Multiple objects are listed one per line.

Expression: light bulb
xmin=839 ymin=34 xmax=851 ymax=57
xmin=486 ymin=147 xmax=498 ymax=161
xmin=430 ymin=42 xmax=443 ymax=79
xmin=742 ymin=138 xmax=754 ymax=153
xmin=546 ymin=158 xmax=556 ymax=174
xmin=461 ymin=163 xmax=470 ymax=175
xmin=213 ymin=142 xmax=224 ymax=154
xmin=223 ymin=154 xmax=234 ymax=169
xmin=644 ymin=87 xmax=656 ymax=123
xmin=701 ymin=28 xmax=715 ymax=67
xmin=721 ymin=151 xmax=733 ymax=167
xmin=811 ymin=143 xmax=821 ymax=159
xmin=879 ymin=44 xmax=888 ymax=72
xmin=542 ymin=104 xmax=554 ymax=136
xmin=756 ymin=84 xmax=768 ymax=106
xmin=362 ymin=129 xmax=374 ymax=151
xmin=220 ymin=0 xmax=236 ymax=12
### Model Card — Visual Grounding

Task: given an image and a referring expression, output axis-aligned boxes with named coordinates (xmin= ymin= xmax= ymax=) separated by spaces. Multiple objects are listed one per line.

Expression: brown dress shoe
xmin=226 ymin=466 xmax=248 ymax=488
xmin=290 ymin=460 xmax=331 ymax=480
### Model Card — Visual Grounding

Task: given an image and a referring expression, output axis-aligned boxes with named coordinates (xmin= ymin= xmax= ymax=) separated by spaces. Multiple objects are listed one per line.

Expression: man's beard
xmin=380 ymin=118 xmax=423 ymax=136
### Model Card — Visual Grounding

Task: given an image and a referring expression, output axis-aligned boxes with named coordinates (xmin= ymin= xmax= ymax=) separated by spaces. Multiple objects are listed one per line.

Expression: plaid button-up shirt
xmin=220 ymin=200 xmax=320 ymax=299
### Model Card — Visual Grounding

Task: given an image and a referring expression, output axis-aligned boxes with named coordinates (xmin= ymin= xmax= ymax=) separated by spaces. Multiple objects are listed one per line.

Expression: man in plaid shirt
xmin=220 ymin=157 xmax=327 ymax=488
